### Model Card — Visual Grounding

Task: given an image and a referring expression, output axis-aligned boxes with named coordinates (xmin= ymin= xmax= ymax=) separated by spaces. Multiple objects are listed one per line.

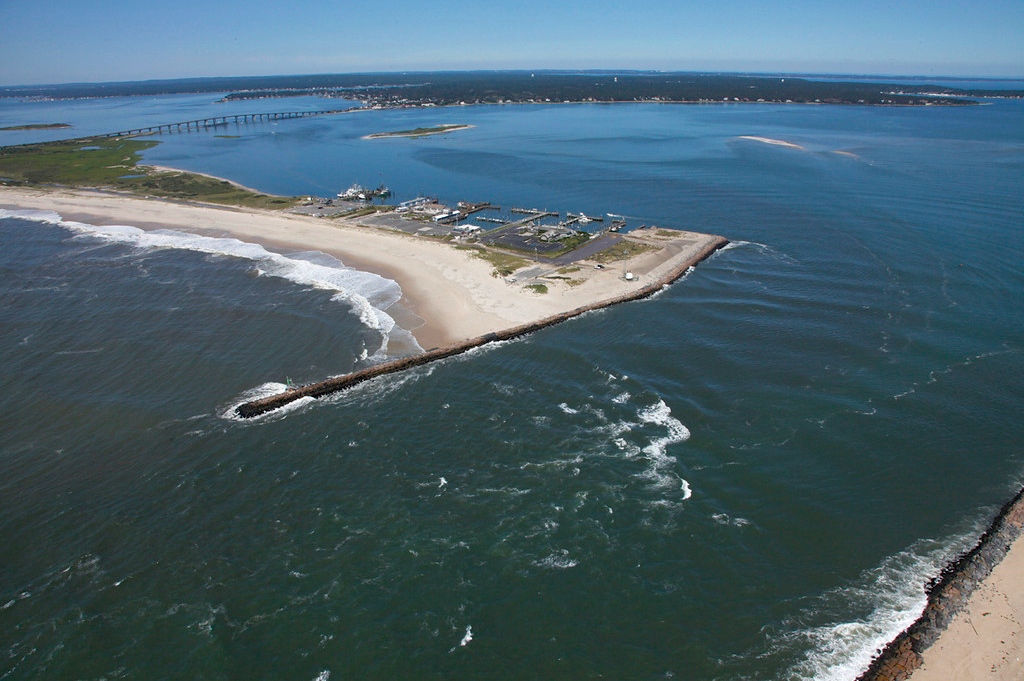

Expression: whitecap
xmin=712 ymin=513 xmax=751 ymax=528
xmin=459 ymin=625 xmax=473 ymax=647
xmin=533 ymin=549 xmax=579 ymax=570
xmin=636 ymin=400 xmax=692 ymax=493
xmin=679 ymin=478 xmax=692 ymax=500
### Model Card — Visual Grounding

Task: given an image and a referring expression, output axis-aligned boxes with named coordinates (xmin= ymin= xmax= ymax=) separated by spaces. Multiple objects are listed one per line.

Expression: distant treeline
xmin=4 ymin=71 xmax=1021 ymax=106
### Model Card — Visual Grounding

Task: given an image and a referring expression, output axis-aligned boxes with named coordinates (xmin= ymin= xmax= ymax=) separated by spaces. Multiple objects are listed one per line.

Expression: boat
xmin=338 ymin=184 xmax=368 ymax=200
xmin=338 ymin=183 xmax=391 ymax=201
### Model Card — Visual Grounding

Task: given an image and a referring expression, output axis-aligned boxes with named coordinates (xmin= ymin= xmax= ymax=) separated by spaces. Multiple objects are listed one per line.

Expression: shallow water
xmin=1 ymin=92 xmax=1022 ymax=679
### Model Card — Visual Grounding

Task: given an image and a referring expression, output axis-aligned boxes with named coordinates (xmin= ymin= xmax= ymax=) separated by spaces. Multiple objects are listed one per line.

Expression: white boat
xmin=338 ymin=184 xmax=367 ymax=200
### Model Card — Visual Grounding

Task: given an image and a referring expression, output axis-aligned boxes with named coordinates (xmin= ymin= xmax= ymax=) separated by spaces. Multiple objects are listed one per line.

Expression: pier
xmin=564 ymin=213 xmax=603 ymax=227
xmin=510 ymin=207 xmax=558 ymax=219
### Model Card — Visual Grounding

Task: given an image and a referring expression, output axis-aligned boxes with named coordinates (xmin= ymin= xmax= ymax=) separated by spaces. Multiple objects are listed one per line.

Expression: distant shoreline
xmin=8 ymin=72 xmax=1017 ymax=108
xmin=0 ymin=122 xmax=72 ymax=131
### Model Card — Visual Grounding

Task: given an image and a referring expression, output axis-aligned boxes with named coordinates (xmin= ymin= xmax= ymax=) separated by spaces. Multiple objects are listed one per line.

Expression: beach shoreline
xmin=859 ymin=487 xmax=1024 ymax=681
xmin=0 ymin=185 xmax=725 ymax=353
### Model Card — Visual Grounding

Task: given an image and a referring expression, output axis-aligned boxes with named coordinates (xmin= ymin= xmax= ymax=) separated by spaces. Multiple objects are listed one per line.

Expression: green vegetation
xmin=366 ymin=124 xmax=471 ymax=139
xmin=455 ymin=245 xmax=529 ymax=277
xmin=589 ymin=240 xmax=660 ymax=264
xmin=0 ymin=137 xmax=158 ymax=185
xmin=656 ymin=229 xmax=680 ymax=238
xmin=544 ymin=274 xmax=585 ymax=287
xmin=337 ymin=205 xmax=395 ymax=219
xmin=524 ymin=283 xmax=548 ymax=294
xmin=556 ymin=265 xmax=581 ymax=274
xmin=0 ymin=136 xmax=299 ymax=209
xmin=0 ymin=123 xmax=72 ymax=131
xmin=550 ymin=232 xmax=591 ymax=254
xmin=126 ymin=170 xmax=298 ymax=208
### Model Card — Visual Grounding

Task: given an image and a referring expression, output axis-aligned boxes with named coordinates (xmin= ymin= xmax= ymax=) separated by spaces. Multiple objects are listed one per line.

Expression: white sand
xmin=1 ymin=186 xmax=722 ymax=349
xmin=910 ymin=537 xmax=1024 ymax=680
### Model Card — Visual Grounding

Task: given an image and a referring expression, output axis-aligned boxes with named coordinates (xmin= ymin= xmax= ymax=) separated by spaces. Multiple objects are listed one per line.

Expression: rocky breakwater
xmin=235 ymin=235 xmax=728 ymax=418
xmin=857 ymin=485 xmax=1024 ymax=681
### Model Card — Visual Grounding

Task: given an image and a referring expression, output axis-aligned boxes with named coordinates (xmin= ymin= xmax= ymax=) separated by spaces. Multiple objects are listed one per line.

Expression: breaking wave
xmin=1 ymin=208 xmax=420 ymax=359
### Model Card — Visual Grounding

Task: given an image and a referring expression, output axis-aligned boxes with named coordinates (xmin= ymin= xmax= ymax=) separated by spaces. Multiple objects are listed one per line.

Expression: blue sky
xmin=2 ymin=0 xmax=1021 ymax=85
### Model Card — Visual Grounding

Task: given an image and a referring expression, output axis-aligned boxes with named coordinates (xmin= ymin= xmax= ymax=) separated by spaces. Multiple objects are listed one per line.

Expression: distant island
xmin=364 ymin=124 xmax=473 ymax=139
xmin=0 ymin=123 xmax=71 ymax=131
xmin=3 ymin=72 xmax=1021 ymax=108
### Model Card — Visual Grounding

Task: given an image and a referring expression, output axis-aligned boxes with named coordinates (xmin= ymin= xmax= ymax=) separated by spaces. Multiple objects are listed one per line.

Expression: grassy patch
xmin=336 ymin=205 xmax=395 ymax=219
xmin=123 ymin=170 xmax=299 ymax=208
xmin=524 ymin=283 xmax=548 ymax=294
xmin=656 ymin=229 xmax=681 ymax=238
xmin=0 ymin=136 xmax=299 ymax=209
xmin=589 ymin=240 xmax=660 ymax=264
xmin=556 ymin=265 xmax=581 ymax=274
xmin=544 ymin=274 xmax=586 ymax=287
xmin=548 ymin=232 xmax=591 ymax=254
xmin=0 ymin=137 xmax=158 ymax=185
xmin=455 ymin=245 xmax=529 ymax=277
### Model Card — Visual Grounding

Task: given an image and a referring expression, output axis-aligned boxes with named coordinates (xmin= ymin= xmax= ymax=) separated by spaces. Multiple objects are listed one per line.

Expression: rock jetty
xmin=235 ymin=235 xmax=728 ymax=418
xmin=857 ymin=485 xmax=1024 ymax=681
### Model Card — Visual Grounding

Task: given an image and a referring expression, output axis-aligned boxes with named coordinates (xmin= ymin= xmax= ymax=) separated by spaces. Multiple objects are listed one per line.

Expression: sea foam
xmin=773 ymin=531 xmax=981 ymax=681
xmin=1 ymin=208 xmax=420 ymax=360
xmin=638 ymin=399 xmax=693 ymax=497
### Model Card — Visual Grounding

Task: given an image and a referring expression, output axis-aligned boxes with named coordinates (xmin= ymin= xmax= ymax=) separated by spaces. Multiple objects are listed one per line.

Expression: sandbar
xmin=0 ymin=186 xmax=724 ymax=351
xmin=363 ymin=124 xmax=473 ymax=140
xmin=737 ymin=135 xmax=806 ymax=150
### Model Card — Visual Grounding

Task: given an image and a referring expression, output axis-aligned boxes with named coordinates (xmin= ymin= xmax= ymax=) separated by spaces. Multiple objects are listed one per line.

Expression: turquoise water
xmin=1 ymin=93 xmax=1023 ymax=680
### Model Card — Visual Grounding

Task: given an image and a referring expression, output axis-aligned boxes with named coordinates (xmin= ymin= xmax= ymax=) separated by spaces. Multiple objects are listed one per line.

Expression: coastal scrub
xmin=0 ymin=137 xmax=298 ymax=209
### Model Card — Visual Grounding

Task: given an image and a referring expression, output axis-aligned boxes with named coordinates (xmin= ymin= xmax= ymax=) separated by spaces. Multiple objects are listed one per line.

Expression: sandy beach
xmin=911 ymin=535 xmax=1024 ymax=679
xmin=861 ymin=487 xmax=1024 ymax=681
xmin=0 ymin=186 xmax=723 ymax=350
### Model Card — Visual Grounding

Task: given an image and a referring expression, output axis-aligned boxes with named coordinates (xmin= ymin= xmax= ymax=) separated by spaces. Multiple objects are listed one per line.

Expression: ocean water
xmin=1 ymin=92 xmax=1023 ymax=680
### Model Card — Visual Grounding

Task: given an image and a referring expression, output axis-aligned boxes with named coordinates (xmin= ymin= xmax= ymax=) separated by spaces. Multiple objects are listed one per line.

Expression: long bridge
xmin=0 ymin=109 xmax=351 ymax=150
xmin=101 ymin=109 xmax=350 ymax=138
